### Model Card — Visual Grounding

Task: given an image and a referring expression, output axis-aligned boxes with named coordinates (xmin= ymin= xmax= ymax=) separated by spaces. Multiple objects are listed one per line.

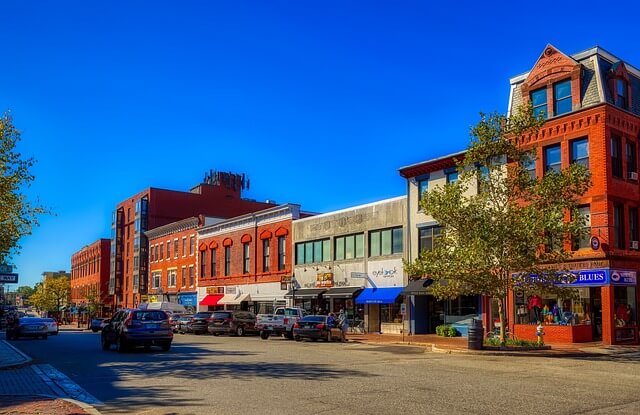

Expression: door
xmin=590 ymin=287 xmax=602 ymax=341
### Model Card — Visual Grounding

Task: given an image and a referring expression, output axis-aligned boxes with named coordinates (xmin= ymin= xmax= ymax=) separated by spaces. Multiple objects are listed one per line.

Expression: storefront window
xmin=515 ymin=290 xmax=588 ymax=326
xmin=381 ymin=297 xmax=403 ymax=323
xmin=614 ymin=286 xmax=636 ymax=327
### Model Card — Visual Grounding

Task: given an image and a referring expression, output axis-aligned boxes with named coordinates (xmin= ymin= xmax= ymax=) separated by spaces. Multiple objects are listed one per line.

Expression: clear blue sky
xmin=2 ymin=1 xmax=639 ymax=289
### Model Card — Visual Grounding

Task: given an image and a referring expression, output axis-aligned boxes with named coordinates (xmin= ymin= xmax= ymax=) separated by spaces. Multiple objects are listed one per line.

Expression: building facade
xmin=109 ymin=172 xmax=276 ymax=309
xmin=505 ymin=45 xmax=640 ymax=345
xmin=196 ymin=204 xmax=300 ymax=314
xmin=292 ymin=197 xmax=407 ymax=334
xmin=70 ymin=239 xmax=111 ymax=315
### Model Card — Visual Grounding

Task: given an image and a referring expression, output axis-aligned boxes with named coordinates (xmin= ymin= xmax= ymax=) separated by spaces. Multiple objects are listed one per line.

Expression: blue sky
xmin=2 ymin=1 xmax=640 ymax=289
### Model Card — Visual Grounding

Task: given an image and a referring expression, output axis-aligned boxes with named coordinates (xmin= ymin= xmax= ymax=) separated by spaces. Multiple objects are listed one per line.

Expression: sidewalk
xmin=346 ymin=332 xmax=640 ymax=357
xmin=0 ymin=338 xmax=101 ymax=415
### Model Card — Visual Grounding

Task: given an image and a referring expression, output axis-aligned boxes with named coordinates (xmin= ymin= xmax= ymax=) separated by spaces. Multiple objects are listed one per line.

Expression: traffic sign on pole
xmin=0 ymin=273 xmax=18 ymax=283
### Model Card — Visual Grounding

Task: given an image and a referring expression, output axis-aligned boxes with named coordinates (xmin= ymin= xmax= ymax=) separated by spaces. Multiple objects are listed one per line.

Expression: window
xmin=629 ymin=208 xmax=638 ymax=249
xmin=531 ymin=88 xmax=547 ymax=119
xmin=243 ymin=243 xmax=250 ymax=274
xmin=616 ymin=79 xmax=628 ymax=109
xmin=151 ymin=271 xmax=161 ymax=289
xmin=419 ymin=226 xmax=442 ymax=252
xmin=168 ymin=269 xmax=176 ymax=288
xmin=524 ymin=156 xmax=536 ymax=180
xmin=554 ymin=80 xmax=572 ymax=116
xmin=200 ymin=250 xmax=207 ymax=278
xmin=417 ymin=175 xmax=429 ymax=209
xmin=166 ymin=241 xmax=171 ymax=260
xmin=181 ymin=267 xmax=186 ymax=288
xmin=612 ymin=136 xmax=622 ymax=178
xmin=295 ymin=239 xmax=330 ymax=264
xmin=263 ymin=239 xmax=270 ymax=272
xmin=189 ymin=236 xmax=195 ymax=256
xmin=369 ymin=227 xmax=403 ymax=257
xmin=189 ymin=266 xmax=194 ymax=287
xmin=225 ymin=246 xmax=231 ymax=276
xmin=571 ymin=138 xmax=589 ymax=168
xmin=174 ymin=239 xmax=178 ymax=258
xmin=210 ymin=248 xmax=217 ymax=277
xmin=614 ymin=204 xmax=625 ymax=249
xmin=278 ymin=236 xmax=286 ymax=271
xmin=572 ymin=206 xmax=591 ymax=250
xmin=159 ymin=244 xmax=164 ymax=260
xmin=182 ymin=237 xmax=187 ymax=257
xmin=445 ymin=169 xmax=458 ymax=184
xmin=626 ymin=142 xmax=637 ymax=179
xmin=150 ymin=245 xmax=155 ymax=262
xmin=544 ymin=144 xmax=561 ymax=173
xmin=335 ymin=233 xmax=365 ymax=260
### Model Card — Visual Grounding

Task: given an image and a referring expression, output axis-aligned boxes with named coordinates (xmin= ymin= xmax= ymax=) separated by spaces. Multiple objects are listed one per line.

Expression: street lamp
xmin=291 ymin=276 xmax=297 ymax=308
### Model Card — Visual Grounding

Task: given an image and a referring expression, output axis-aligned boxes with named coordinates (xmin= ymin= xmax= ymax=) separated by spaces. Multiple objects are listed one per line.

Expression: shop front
xmin=510 ymin=269 xmax=638 ymax=345
xmin=177 ymin=292 xmax=197 ymax=313
xmin=355 ymin=287 xmax=404 ymax=334
xmin=286 ymin=288 xmax=326 ymax=314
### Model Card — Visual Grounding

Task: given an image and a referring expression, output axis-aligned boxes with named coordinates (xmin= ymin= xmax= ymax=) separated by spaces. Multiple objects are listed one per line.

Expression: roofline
xmin=397 ymin=150 xmax=466 ymax=173
xmin=293 ymin=196 xmax=406 ymax=223
xmin=198 ymin=203 xmax=301 ymax=234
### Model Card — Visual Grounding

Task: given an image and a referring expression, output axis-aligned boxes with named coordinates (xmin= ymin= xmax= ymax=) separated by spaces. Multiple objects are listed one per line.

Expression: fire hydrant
xmin=536 ymin=322 xmax=545 ymax=345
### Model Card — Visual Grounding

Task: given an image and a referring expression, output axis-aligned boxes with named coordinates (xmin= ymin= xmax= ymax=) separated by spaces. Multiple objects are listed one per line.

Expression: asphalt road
xmin=11 ymin=330 xmax=640 ymax=415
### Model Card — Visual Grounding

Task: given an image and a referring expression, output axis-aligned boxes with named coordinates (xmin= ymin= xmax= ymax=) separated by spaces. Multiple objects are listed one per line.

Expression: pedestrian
xmin=327 ymin=313 xmax=336 ymax=342
xmin=339 ymin=309 xmax=349 ymax=342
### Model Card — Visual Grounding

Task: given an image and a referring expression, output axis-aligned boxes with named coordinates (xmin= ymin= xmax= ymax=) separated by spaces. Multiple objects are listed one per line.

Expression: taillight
xmin=124 ymin=314 xmax=133 ymax=328
xmin=284 ymin=318 xmax=289 ymax=325
xmin=293 ymin=323 xmax=299 ymax=329
xmin=315 ymin=324 xmax=325 ymax=330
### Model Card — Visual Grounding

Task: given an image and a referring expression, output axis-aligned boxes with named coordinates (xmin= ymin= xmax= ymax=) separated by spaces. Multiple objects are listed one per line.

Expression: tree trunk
xmin=498 ymin=297 xmax=506 ymax=346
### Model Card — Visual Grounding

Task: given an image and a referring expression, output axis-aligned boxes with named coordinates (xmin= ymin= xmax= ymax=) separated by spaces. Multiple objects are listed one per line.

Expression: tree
xmin=86 ymin=287 xmax=102 ymax=319
xmin=29 ymin=284 xmax=55 ymax=313
xmin=16 ymin=285 xmax=34 ymax=299
xmin=404 ymin=105 xmax=592 ymax=345
xmin=28 ymin=277 xmax=70 ymax=314
xmin=0 ymin=113 xmax=49 ymax=265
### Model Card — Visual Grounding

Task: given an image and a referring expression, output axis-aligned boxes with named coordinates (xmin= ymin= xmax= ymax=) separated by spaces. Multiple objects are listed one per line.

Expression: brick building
xmin=70 ymin=239 xmax=111 ymax=315
xmin=109 ymin=172 xmax=276 ymax=309
xmin=197 ymin=204 xmax=302 ymax=314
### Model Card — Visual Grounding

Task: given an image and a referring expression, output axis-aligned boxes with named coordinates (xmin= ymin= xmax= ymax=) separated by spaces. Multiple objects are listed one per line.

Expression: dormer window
xmin=531 ymin=88 xmax=547 ymax=118
xmin=554 ymin=80 xmax=572 ymax=116
xmin=616 ymin=79 xmax=628 ymax=109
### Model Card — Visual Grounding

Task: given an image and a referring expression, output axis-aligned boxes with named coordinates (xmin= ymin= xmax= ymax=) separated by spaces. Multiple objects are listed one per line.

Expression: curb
xmin=0 ymin=339 xmax=33 ymax=369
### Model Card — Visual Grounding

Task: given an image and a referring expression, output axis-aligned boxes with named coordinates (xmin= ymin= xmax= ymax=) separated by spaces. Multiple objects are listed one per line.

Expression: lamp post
xmin=291 ymin=276 xmax=297 ymax=308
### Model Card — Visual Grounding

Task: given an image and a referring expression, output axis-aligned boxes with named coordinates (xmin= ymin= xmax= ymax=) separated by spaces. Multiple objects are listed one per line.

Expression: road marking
xmin=31 ymin=364 xmax=103 ymax=406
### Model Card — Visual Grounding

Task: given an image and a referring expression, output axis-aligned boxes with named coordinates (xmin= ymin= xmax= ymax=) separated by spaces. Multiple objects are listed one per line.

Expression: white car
xmin=40 ymin=318 xmax=59 ymax=335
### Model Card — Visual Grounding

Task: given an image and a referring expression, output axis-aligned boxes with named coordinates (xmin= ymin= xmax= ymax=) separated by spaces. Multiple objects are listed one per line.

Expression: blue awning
xmin=355 ymin=287 xmax=403 ymax=304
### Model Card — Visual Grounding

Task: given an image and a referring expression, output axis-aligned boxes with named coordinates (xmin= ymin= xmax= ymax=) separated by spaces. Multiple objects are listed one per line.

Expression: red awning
xmin=199 ymin=294 xmax=224 ymax=306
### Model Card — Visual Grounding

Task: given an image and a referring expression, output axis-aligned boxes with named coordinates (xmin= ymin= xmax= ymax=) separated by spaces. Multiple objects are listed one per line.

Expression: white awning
xmin=218 ymin=293 xmax=252 ymax=305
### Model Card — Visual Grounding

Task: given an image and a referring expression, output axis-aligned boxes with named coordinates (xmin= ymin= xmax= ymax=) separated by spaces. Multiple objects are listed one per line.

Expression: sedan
xmin=91 ymin=318 xmax=109 ymax=332
xmin=176 ymin=315 xmax=193 ymax=334
xmin=6 ymin=317 xmax=49 ymax=340
xmin=293 ymin=315 xmax=335 ymax=342
xmin=40 ymin=318 xmax=59 ymax=335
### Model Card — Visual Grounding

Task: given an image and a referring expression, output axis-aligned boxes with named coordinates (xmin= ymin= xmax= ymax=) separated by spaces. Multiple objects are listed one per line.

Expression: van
xmin=143 ymin=302 xmax=187 ymax=314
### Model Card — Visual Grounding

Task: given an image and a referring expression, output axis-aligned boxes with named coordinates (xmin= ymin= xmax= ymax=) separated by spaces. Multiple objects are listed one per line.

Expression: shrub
xmin=484 ymin=337 xmax=544 ymax=348
xmin=435 ymin=324 xmax=458 ymax=337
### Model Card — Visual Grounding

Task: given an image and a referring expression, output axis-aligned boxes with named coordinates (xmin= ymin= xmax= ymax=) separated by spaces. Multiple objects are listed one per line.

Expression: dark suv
xmin=101 ymin=309 xmax=173 ymax=352
xmin=189 ymin=312 xmax=216 ymax=335
xmin=207 ymin=310 xmax=257 ymax=336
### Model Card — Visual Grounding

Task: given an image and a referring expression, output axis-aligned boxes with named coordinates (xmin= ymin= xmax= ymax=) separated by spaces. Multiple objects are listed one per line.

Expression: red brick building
xmin=109 ymin=172 xmax=276 ymax=309
xmin=197 ymin=204 xmax=302 ymax=314
xmin=505 ymin=45 xmax=640 ymax=345
xmin=70 ymin=239 xmax=111 ymax=315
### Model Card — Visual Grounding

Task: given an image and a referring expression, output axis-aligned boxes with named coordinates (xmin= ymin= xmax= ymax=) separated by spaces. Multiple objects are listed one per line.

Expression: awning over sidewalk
xmin=218 ymin=293 xmax=252 ymax=305
xmin=355 ymin=287 xmax=403 ymax=304
xmin=323 ymin=286 xmax=364 ymax=299
xmin=284 ymin=288 xmax=326 ymax=299
xmin=401 ymin=279 xmax=434 ymax=296
xmin=199 ymin=294 xmax=224 ymax=306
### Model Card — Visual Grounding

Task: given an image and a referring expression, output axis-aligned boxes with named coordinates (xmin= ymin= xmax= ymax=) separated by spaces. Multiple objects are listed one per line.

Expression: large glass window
xmin=571 ymin=138 xmax=589 ymax=168
xmin=614 ymin=286 xmax=637 ymax=328
xmin=278 ymin=236 xmax=286 ymax=271
xmin=295 ymin=239 xmax=330 ymax=264
xmin=243 ymin=243 xmax=250 ymax=274
xmin=445 ymin=169 xmax=458 ymax=184
xmin=335 ymin=233 xmax=364 ymax=260
xmin=544 ymin=144 xmax=561 ymax=173
xmin=554 ymin=80 xmax=572 ymax=116
xmin=572 ymin=205 xmax=591 ymax=250
xmin=263 ymin=239 xmax=270 ymax=272
xmin=531 ymin=87 xmax=547 ymax=118
xmin=612 ymin=136 xmax=622 ymax=178
xmin=419 ymin=226 xmax=442 ymax=252
xmin=369 ymin=227 xmax=403 ymax=257
xmin=626 ymin=141 xmax=637 ymax=179
xmin=168 ymin=269 xmax=176 ymax=288
xmin=225 ymin=246 xmax=231 ymax=276
xmin=381 ymin=297 xmax=403 ymax=323
xmin=616 ymin=79 xmax=628 ymax=109
xmin=614 ymin=204 xmax=625 ymax=249
xmin=151 ymin=271 xmax=161 ymax=289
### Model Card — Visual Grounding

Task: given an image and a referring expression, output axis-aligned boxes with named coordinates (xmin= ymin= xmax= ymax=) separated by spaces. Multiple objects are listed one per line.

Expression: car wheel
xmin=116 ymin=336 xmax=128 ymax=353
xmin=284 ymin=331 xmax=294 ymax=340
xmin=295 ymin=336 xmax=302 ymax=342
xmin=260 ymin=331 xmax=270 ymax=340
xmin=161 ymin=342 xmax=171 ymax=352
xmin=101 ymin=335 xmax=110 ymax=351
xmin=236 ymin=326 xmax=244 ymax=337
xmin=213 ymin=333 xmax=219 ymax=336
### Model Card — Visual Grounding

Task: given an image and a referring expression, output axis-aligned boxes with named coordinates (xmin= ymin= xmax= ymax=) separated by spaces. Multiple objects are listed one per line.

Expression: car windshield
xmin=300 ymin=316 xmax=325 ymax=323
xmin=131 ymin=311 xmax=167 ymax=321
xmin=213 ymin=312 xmax=232 ymax=319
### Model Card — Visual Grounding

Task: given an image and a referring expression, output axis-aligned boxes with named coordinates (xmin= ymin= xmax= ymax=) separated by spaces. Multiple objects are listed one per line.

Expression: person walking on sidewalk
xmin=338 ymin=309 xmax=349 ymax=342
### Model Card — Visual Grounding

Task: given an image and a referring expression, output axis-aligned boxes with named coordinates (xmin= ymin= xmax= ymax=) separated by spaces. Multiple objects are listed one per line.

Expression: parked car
xmin=189 ymin=312 xmax=217 ymax=335
xmin=6 ymin=317 xmax=49 ymax=340
xmin=293 ymin=315 xmax=335 ymax=342
xmin=40 ymin=318 xmax=59 ymax=335
xmin=101 ymin=309 xmax=173 ymax=352
xmin=176 ymin=315 xmax=193 ymax=334
xmin=256 ymin=307 xmax=305 ymax=340
xmin=91 ymin=318 xmax=109 ymax=332
xmin=207 ymin=310 xmax=257 ymax=336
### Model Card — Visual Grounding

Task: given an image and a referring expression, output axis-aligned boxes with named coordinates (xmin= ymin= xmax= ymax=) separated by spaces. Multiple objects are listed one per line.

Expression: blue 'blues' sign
xmin=178 ymin=293 xmax=197 ymax=306
xmin=515 ymin=269 xmax=636 ymax=287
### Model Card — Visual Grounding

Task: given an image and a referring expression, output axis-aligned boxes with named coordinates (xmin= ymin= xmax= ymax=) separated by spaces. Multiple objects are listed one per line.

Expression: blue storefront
xmin=177 ymin=292 xmax=197 ymax=312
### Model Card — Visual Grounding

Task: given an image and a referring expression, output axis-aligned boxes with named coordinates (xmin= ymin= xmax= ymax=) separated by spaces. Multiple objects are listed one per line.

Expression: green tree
xmin=405 ymin=105 xmax=592 ymax=344
xmin=47 ymin=277 xmax=71 ymax=313
xmin=0 ymin=113 xmax=49 ymax=264
xmin=16 ymin=285 xmax=35 ymax=299
xmin=29 ymin=284 xmax=55 ymax=313
xmin=86 ymin=287 xmax=102 ymax=319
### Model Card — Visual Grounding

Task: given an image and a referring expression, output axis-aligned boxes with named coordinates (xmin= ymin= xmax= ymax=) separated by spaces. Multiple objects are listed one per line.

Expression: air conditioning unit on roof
xmin=628 ymin=171 xmax=638 ymax=180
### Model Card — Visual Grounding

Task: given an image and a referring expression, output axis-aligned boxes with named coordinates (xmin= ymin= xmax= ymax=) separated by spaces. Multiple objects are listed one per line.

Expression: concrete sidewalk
xmin=346 ymin=332 xmax=640 ymax=357
xmin=0 ymin=338 xmax=101 ymax=415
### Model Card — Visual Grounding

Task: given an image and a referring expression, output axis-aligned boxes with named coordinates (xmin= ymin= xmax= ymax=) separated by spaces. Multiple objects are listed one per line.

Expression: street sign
xmin=0 ymin=264 xmax=13 ymax=273
xmin=351 ymin=272 xmax=368 ymax=279
xmin=0 ymin=273 xmax=18 ymax=283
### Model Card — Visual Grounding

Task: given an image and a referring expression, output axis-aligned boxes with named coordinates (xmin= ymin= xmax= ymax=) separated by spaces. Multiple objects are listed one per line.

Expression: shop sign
xmin=610 ymin=270 xmax=637 ymax=285
xmin=206 ymin=287 xmax=221 ymax=294
xmin=178 ymin=294 xmax=197 ymax=306
xmin=569 ymin=270 xmax=608 ymax=286
xmin=316 ymin=273 xmax=334 ymax=288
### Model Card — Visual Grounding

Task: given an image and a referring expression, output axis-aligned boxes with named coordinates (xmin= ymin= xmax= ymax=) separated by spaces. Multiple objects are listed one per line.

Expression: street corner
xmin=0 ymin=339 xmax=32 ymax=369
